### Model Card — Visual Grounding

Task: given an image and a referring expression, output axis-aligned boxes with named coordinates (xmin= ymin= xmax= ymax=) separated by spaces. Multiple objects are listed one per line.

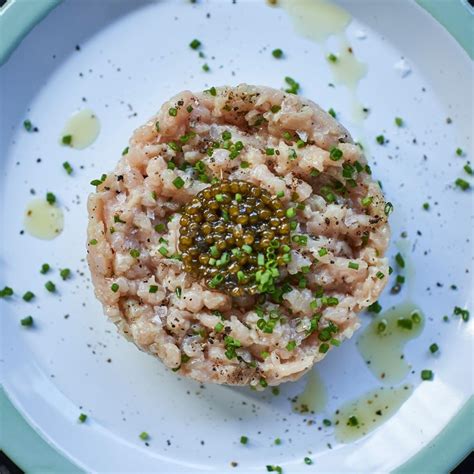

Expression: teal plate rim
xmin=0 ymin=0 xmax=473 ymax=472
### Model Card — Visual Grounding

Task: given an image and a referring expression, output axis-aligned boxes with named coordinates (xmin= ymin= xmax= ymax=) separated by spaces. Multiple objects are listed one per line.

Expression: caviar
xmin=179 ymin=180 xmax=292 ymax=296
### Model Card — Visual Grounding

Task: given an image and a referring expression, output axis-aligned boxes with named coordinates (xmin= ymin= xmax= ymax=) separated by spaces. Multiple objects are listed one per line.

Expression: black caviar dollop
xmin=179 ymin=180 xmax=292 ymax=296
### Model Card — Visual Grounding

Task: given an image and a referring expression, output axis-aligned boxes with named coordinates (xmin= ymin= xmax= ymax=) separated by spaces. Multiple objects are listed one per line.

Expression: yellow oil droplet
xmin=357 ymin=301 xmax=424 ymax=384
xmin=334 ymin=384 xmax=413 ymax=443
xmin=24 ymin=198 xmax=64 ymax=240
xmin=60 ymin=109 xmax=100 ymax=150
xmin=279 ymin=0 xmax=350 ymax=43
xmin=292 ymin=369 xmax=327 ymax=414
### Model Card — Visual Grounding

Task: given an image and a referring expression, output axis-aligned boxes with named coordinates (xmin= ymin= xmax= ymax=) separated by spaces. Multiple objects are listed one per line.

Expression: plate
xmin=0 ymin=0 xmax=472 ymax=472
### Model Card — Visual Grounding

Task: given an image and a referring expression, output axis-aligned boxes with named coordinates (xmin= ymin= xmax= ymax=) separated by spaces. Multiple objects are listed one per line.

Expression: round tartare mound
xmin=87 ymin=84 xmax=390 ymax=388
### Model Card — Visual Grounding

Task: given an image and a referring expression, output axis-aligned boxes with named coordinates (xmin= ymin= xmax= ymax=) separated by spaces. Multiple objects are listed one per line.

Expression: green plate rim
xmin=0 ymin=0 xmax=472 ymax=472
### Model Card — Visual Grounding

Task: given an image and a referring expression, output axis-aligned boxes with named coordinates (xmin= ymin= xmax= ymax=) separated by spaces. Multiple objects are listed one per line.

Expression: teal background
xmin=0 ymin=0 xmax=472 ymax=472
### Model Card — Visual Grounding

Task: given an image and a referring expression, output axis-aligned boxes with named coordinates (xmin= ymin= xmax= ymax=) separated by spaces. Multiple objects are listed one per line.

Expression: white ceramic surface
xmin=0 ymin=1 xmax=472 ymax=472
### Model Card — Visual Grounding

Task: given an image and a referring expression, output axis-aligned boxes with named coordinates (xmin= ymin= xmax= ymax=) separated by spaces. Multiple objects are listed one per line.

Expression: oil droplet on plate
xmin=279 ymin=0 xmax=350 ymax=43
xmin=60 ymin=109 xmax=100 ymax=149
xmin=357 ymin=301 xmax=424 ymax=384
xmin=24 ymin=198 xmax=64 ymax=240
xmin=333 ymin=384 xmax=413 ymax=443
xmin=292 ymin=369 xmax=327 ymax=414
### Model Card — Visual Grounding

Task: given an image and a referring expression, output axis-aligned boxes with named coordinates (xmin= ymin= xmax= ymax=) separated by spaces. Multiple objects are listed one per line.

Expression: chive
xmin=62 ymin=134 xmax=72 ymax=145
xmin=240 ymin=435 xmax=248 ymax=445
xmin=454 ymin=306 xmax=470 ymax=322
xmin=202 ymin=63 xmax=210 ymax=72
xmin=122 ymin=146 xmax=129 ymax=155
xmin=240 ymin=161 xmax=249 ymax=169
xmin=169 ymin=107 xmax=178 ymax=117
xmin=396 ymin=275 xmax=405 ymax=284
xmin=209 ymin=273 xmax=224 ymax=288
xmin=215 ymin=194 xmax=224 ymax=203
xmin=284 ymin=76 xmax=300 ymax=94
xmin=175 ymin=287 xmax=182 ymax=298
xmin=40 ymin=263 xmax=50 ymax=274
xmin=286 ymin=340 xmax=296 ymax=351
xmin=310 ymin=168 xmax=320 ymax=177
xmin=367 ymin=301 xmax=382 ymax=313
xmin=282 ymin=131 xmax=292 ymax=141
xmin=455 ymin=147 xmax=463 ymax=156
xmin=259 ymin=378 xmax=268 ymax=388
xmin=139 ymin=431 xmax=149 ymax=441
xmin=149 ymin=285 xmax=158 ymax=293
xmin=21 ymin=290 xmax=35 ymax=302
xmin=158 ymin=246 xmax=168 ymax=256
xmin=208 ymin=86 xmax=217 ymax=96
xmin=395 ymin=252 xmax=405 ymax=268
xmin=348 ymin=262 xmax=359 ymax=270
xmin=318 ymin=248 xmax=328 ymax=257
xmin=286 ymin=207 xmax=296 ymax=218
xmin=319 ymin=343 xmax=329 ymax=353
xmin=323 ymin=419 xmax=332 ymax=427
xmin=272 ymin=48 xmax=283 ymax=58
xmin=60 ymin=268 xmax=71 ymax=280
xmin=422 ymin=202 xmax=430 ymax=210
xmin=189 ymin=39 xmax=201 ymax=50
xmin=114 ymin=215 xmax=125 ymax=224
xmin=463 ymin=163 xmax=473 ymax=176
xmin=130 ymin=249 xmax=140 ymax=258
xmin=46 ymin=192 xmax=56 ymax=205
xmin=23 ymin=119 xmax=33 ymax=131
xmin=274 ymin=438 xmax=282 ymax=445
xmin=376 ymin=271 xmax=385 ymax=279
xmin=395 ymin=117 xmax=404 ymax=127
xmin=397 ymin=318 xmax=413 ymax=330
xmin=214 ymin=322 xmax=224 ymax=333
xmin=361 ymin=196 xmax=373 ymax=207
xmin=45 ymin=281 xmax=56 ymax=293
xmin=455 ymin=178 xmax=470 ymax=191
xmin=347 ymin=415 xmax=359 ymax=426
xmin=172 ymin=176 xmax=185 ymax=189
xmin=271 ymin=387 xmax=280 ymax=396
xmin=271 ymin=105 xmax=281 ymax=113
xmin=327 ymin=53 xmax=338 ymax=63
xmin=329 ymin=147 xmax=343 ymax=161
xmin=328 ymin=108 xmax=336 ymax=118
xmin=384 ymin=202 xmax=394 ymax=216
xmin=376 ymin=135 xmax=385 ymax=145
xmin=421 ymin=369 xmax=433 ymax=381
xmin=155 ymin=121 xmax=160 ymax=132
xmin=266 ymin=147 xmax=275 ymax=156
xmin=20 ymin=316 xmax=34 ymax=327
xmin=63 ymin=161 xmax=73 ymax=175
xmin=304 ymin=457 xmax=313 ymax=465
xmin=78 ymin=413 xmax=87 ymax=423
xmin=429 ymin=343 xmax=439 ymax=354
xmin=111 ymin=283 xmax=119 ymax=293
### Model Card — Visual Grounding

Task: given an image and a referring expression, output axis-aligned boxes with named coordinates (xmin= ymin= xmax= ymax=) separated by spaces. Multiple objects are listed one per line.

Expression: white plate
xmin=0 ymin=1 xmax=472 ymax=472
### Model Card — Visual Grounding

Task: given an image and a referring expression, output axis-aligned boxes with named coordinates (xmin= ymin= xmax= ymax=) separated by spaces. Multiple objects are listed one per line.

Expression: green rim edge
xmin=0 ymin=0 xmax=472 ymax=472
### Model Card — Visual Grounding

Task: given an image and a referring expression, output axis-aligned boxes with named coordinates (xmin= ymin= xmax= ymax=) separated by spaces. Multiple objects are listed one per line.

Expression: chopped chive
xmin=304 ymin=457 xmax=313 ymax=465
xmin=455 ymin=178 xmax=470 ymax=191
xmin=464 ymin=163 xmax=473 ymax=175
xmin=78 ymin=413 xmax=87 ymax=423
xmin=318 ymin=248 xmax=328 ymax=257
xmin=284 ymin=76 xmax=300 ymax=94
xmin=429 ymin=343 xmax=439 ymax=354
xmin=397 ymin=318 xmax=413 ymax=330
xmin=207 ymin=86 xmax=217 ymax=96
xmin=22 ymin=291 xmax=35 ymax=302
xmin=274 ymin=438 xmax=282 ymax=445
xmin=149 ymin=285 xmax=158 ymax=293
xmin=202 ymin=63 xmax=210 ymax=72
xmin=327 ymin=53 xmax=338 ymax=63
xmin=395 ymin=117 xmax=404 ymax=127
xmin=271 ymin=105 xmax=281 ymax=113
xmin=286 ymin=340 xmax=296 ymax=351
xmin=189 ymin=39 xmax=201 ymax=50
xmin=328 ymin=108 xmax=336 ymax=118
xmin=139 ymin=431 xmax=149 ymax=441
xmin=60 ymin=268 xmax=71 ymax=280
xmin=62 ymin=161 xmax=73 ymax=175
xmin=23 ymin=119 xmax=33 ymax=131
xmin=323 ymin=419 xmax=332 ymax=426
xmin=347 ymin=415 xmax=359 ymax=426
xmin=286 ymin=207 xmax=296 ymax=218
xmin=214 ymin=322 xmax=224 ymax=333
xmin=329 ymin=147 xmax=343 ymax=161
xmin=46 ymin=192 xmax=56 ymax=205
xmin=62 ymin=134 xmax=72 ymax=145
xmin=158 ymin=246 xmax=168 ymax=256
xmin=111 ymin=283 xmax=119 ymax=293
xmin=130 ymin=249 xmax=140 ymax=258
xmin=361 ymin=196 xmax=373 ymax=207
xmin=122 ymin=146 xmax=129 ymax=155
xmin=384 ymin=202 xmax=394 ymax=216
xmin=154 ymin=223 xmax=166 ymax=232
xmin=395 ymin=252 xmax=405 ymax=268
xmin=455 ymin=147 xmax=463 ymax=156
xmin=89 ymin=239 xmax=98 ymax=245
xmin=319 ymin=343 xmax=329 ymax=353
xmin=367 ymin=301 xmax=382 ymax=313
xmin=169 ymin=107 xmax=178 ymax=117
xmin=421 ymin=369 xmax=434 ymax=381
xmin=348 ymin=262 xmax=359 ymax=270
xmin=272 ymin=48 xmax=283 ymax=59
xmin=266 ymin=147 xmax=275 ymax=156
xmin=45 ymin=281 xmax=56 ymax=293
xmin=40 ymin=263 xmax=50 ymax=274
xmin=175 ymin=287 xmax=182 ymax=298
xmin=376 ymin=271 xmax=385 ymax=279
xmin=209 ymin=273 xmax=224 ymax=288
xmin=422 ymin=202 xmax=430 ymax=210
xmin=240 ymin=435 xmax=248 ymax=445
xmin=172 ymin=176 xmax=185 ymax=189
xmin=20 ymin=316 xmax=34 ymax=327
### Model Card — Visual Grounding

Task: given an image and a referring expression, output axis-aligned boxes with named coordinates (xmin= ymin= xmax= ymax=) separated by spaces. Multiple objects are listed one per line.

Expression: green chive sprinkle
xmin=122 ymin=146 xmax=129 ymax=155
xmin=286 ymin=207 xmax=296 ymax=218
xmin=111 ymin=283 xmax=119 ymax=293
xmin=323 ymin=419 xmax=332 ymax=426
xmin=455 ymin=147 xmax=463 ymax=156
xmin=202 ymin=63 xmax=210 ymax=72
xmin=304 ymin=457 xmax=313 ymax=465
xmin=78 ymin=413 xmax=87 ymax=423
xmin=429 ymin=343 xmax=439 ymax=354
xmin=22 ymin=291 xmax=35 ymax=302
xmin=455 ymin=178 xmax=470 ymax=191
xmin=395 ymin=117 xmax=404 ymax=127
xmin=274 ymin=438 xmax=282 ymax=445
xmin=271 ymin=105 xmax=281 ymax=113
xmin=169 ymin=107 xmax=178 ymax=117
xmin=376 ymin=135 xmax=385 ymax=145
xmin=20 ymin=316 xmax=33 ymax=327
xmin=189 ymin=39 xmax=201 ymax=50
xmin=329 ymin=147 xmax=343 ymax=161
xmin=130 ymin=249 xmax=140 ymax=258
xmin=347 ymin=415 xmax=359 ymax=426
xmin=173 ymin=176 xmax=185 ymax=189
xmin=367 ymin=301 xmax=382 ymax=313
xmin=46 ymin=192 xmax=56 ymax=205
xmin=60 ymin=268 xmax=71 ymax=280
xmin=62 ymin=135 xmax=72 ymax=145
xmin=464 ymin=163 xmax=473 ymax=175
xmin=286 ymin=340 xmax=296 ymax=351
xmin=318 ymin=248 xmax=328 ymax=257
xmin=63 ymin=161 xmax=73 ymax=175
xmin=214 ymin=322 xmax=224 ymax=333
xmin=376 ymin=271 xmax=385 ymax=279
xmin=40 ymin=263 xmax=50 ymax=274
xmin=149 ymin=285 xmax=158 ymax=293
xmin=319 ymin=343 xmax=329 ymax=353
xmin=139 ymin=431 xmax=149 ymax=440
xmin=45 ymin=281 xmax=56 ymax=293
xmin=89 ymin=239 xmax=98 ymax=245
xmin=421 ymin=369 xmax=433 ymax=381
xmin=240 ymin=435 xmax=248 ymax=445
xmin=348 ymin=262 xmax=359 ymax=270
xmin=23 ymin=119 xmax=33 ymax=131
xmin=327 ymin=53 xmax=338 ymax=63
xmin=272 ymin=48 xmax=283 ymax=59
xmin=422 ymin=202 xmax=430 ymax=210
xmin=328 ymin=108 xmax=336 ymax=118
xmin=159 ymin=246 xmax=168 ymax=256
xmin=395 ymin=252 xmax=405 ymax=268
